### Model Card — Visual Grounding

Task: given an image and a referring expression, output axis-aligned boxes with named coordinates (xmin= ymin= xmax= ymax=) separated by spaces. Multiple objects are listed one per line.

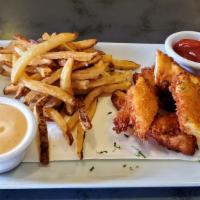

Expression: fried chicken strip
xmin=149 ymin=113 xmax=197 ymax=155
xmin=113 ymin=76 xmax=158 ymax=139
xmin=170 ymin=72 xmax=200 ymax=140
xmin=154 ymin=50 xmax=183 ymax=89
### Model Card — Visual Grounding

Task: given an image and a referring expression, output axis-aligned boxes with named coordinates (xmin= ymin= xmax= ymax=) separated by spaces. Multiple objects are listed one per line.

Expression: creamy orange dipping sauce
xmin=0 ymin=104 xmax=27 ymax=154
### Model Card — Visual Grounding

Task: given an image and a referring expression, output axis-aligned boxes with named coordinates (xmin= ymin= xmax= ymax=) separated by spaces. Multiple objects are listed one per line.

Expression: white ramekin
xmin=0 ymin=97 xmax=37 ymax=173
xmin=165 ymin=31 xmax=200 ymax=70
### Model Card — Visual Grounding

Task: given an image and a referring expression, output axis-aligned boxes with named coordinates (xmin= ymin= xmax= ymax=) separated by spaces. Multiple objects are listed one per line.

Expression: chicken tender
xmin=154 ymin=50 xmax=183 ymax=89
xmin=149 ymin=113 xmax=197 ymax=155
xmin=113 ymin=76 xmax=158 ymax=139
xmin=170 ymin=72 xmax=200 ymax=140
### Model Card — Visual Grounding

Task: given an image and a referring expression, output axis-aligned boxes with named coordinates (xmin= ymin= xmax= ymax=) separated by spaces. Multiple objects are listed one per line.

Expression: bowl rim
xmin=165 ymin=31 xmax=200 ymax=69
xmin=0 ymin=97 xmax=37 ymax=161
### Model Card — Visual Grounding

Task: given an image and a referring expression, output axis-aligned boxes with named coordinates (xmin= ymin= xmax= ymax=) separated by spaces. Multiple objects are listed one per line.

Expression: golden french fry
xmin=33 ymin=96 xmax=50 ymax=165
xmin=24 ymin=91 xmax=43 ymax=105
xmin=11 ymin=32 xmax=78 ymax=84
xmin=73 ymin=39 xmax=97 ymax=50
xmin=3 ymin=84 xmax=19 ymax=95
xmin=0 ymin=54 xmax=12 ymax=62
xmin=44 ymin=107 xmax=73 ymax=145
xmin=1 ymin=65 xmax=11 ymax=74
xmin=72 ymin=54 xmax=102 ymax=70
xmin=42 ymin=32 xmax=51 ymax=41
xmin=78 ymin=100 xmax=92 ymax=130
xmin=112 ymin=58 xmax=140 ymax=70
xmin=88 ymin=71 xmax=132 ymax=88
xmin=72 ymin=80 xmax=89 ymax=90
xmin=102 ymin=54 xmax=112 ymax=63
xmin=67 ymin=81 xmax=131 ymax=131
xmin=76 ymin=122 xmax=85 ymax=160
xmin=36 ymin=66 xmax=52 ymax=78
xmin=76 ymin=99 xmax=97 ymax=159
xmin=30 ymin=73 xmax=43 ymax=80
xmin=42 ymin=68 xmax=62 ymax=84
xmin=43 ymin=51 xmax=97 ymax=62
xmin=60 ymin=58 xmax=74 ymax=93
xmin=72 ymin=60 xmax=107 ymax=80
xmin=21 ymin=77 xmax=75 ymax=106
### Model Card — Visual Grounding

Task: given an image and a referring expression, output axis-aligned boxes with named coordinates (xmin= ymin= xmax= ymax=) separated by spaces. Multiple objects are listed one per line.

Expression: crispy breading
xmin=149 ymin=113 xmax=197 ymax=155
xmin=133 ymin=67 xmax=155 ymax=87
xmin=170 ymin=72 xmax=200 ymax=140
xmin=113 ymin=77 xmax=158 ymax=139
xmin=154 ymin=50 xmax=183 ymax=89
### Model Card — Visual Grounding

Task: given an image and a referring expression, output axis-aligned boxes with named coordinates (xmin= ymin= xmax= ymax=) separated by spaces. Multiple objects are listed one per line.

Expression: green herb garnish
xmin=97 ymin=150 xmax=108 ymax=154
xmin=113 ymin=142 xmax=121 ymax=152
xmin=89 ymin=166 xmax=95 ymax=172
xmin=107 ymin=111 xmax=112 ymax=115
xmin=123 ymin=164 xmax=127 ymax=168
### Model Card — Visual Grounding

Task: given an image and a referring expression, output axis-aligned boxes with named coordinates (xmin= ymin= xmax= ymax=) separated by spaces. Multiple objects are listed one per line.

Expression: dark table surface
xmin=0 ymin=0 xmax=200 ymax=199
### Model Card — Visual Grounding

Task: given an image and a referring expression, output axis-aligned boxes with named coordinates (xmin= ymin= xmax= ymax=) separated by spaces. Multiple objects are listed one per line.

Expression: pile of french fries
xmin=0 ymin=32 xmax=140 ymax=164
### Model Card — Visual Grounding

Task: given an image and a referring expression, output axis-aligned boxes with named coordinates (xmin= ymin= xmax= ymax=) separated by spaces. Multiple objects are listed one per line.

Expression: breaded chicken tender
xmin=170 ymin=72 xmax=200 ymax=140
xmin=154 ymin=50 xmax=183 ymax=89
xmin=149 ymin=113 xmax=197 ymax=155
xmin=113 ymin=76 xmax=158 ymax=139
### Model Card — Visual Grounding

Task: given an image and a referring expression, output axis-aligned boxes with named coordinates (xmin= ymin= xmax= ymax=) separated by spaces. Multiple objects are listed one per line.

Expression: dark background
xmin=0 ymin=0 xmax=199 ymax=43
xmin=0 ymin=0 xmax=200 ymax=199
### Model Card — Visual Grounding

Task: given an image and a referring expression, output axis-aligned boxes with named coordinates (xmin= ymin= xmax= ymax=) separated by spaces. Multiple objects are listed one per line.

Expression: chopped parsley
xmin=124 ymin=134 xmax=129 ymax=138
xmin=113 ymin=142 xmax=121 ymax=152
xmin=89 ymin=166 xmax=95 ymax=172
xmin=107 ymin=111 xmax=112 ymax=115
xmin=97 ymin=150 xmax=108 ymax=154
xmin=123 ymin=164 xmax=127 ymax=168
xmin=131 ymin=146 xmax=146 ymax=158
xmin=136 ymin=150 xmax=146 ymax=158
xmin=129 ymin=166 xmax=133 ymax=171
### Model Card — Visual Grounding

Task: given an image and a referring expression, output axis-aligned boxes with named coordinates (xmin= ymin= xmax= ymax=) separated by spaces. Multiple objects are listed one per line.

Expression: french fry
xmin=44 ymin=97 xmax=62 ymax=108
xmin=44 ymin=107 xmax=73 ymax=145
xmin=11 ymin=32 xmax=78 ymax=84
xmin=78 ymin=100 xmax=92 ymax=130
xmin=102 ymin=54 xmax=112 ymax=63
xmin=60 ymin=58 xmax=74 ymax=93
xmin=33 ymin=96 xmax=50 ymax=165
xmin=111 ymin=90 xmax=126 ymax=110
xmin=112 ymin=58 xmax=140 ymax=70
xmin=30 ymin=73 xmax=43 ymax=80
xmin=3 ymin=84 xmax=19 ymax=95
xmin=21 ymin=77 xmax=75 ymax=106
xmin=36 ymin=66 xmax=52 ymax=78
xmin=43 ymin=51 xmax=98 ymax=62
xmin=72 ymin=80 xmax=89 ymax=90
xmin=72 ymin=54 xmax=102 ymax=70
xmin=15 ymin=86 xmax=29 ymax=99
xmin=1 ymin=65 xmax=11 ymax=74
xmin=88 ymin=71 xmax=132 ymax=88
xmin=42 ymin=68 xmax=62 ymax=84
xmin=76 ymin=122 xmax=85 ymax=160
xmin=76 ymin=99 xmax=97 ymax=159
xmin=73 ymin=39 xmax=97 ymax=50
xmin=67 ymin=81 xmax=131 ymax=131
xmin=72 ymin=60 xmax=107 ymax=80
xmin=24 ymin=91 xmax=44 ymax=105
xmin=0 ymin=54 xmax=12 ymax=62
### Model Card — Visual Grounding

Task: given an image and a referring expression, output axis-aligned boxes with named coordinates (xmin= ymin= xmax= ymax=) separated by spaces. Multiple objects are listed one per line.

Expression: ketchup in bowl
xmin=173 ymin=39 xmax=200 ymax=63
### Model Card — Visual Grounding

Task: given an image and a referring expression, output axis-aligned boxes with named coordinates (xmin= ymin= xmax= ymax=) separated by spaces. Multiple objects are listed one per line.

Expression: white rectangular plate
xmin=0 ymin=42 xmax=200 ymax=188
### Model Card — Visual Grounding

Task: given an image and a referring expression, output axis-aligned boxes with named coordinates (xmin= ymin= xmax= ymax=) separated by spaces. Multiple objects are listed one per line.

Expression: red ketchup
xmin=173 ymin=39 xmax=200 ymax=63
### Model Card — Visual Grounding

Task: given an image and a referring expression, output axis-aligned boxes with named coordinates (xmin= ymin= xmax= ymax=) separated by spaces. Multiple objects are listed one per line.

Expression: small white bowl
xmin=165 ymin=31 xmax=200 ymax=70
xmin=0 ymin=97 xmax=37 ymax=173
